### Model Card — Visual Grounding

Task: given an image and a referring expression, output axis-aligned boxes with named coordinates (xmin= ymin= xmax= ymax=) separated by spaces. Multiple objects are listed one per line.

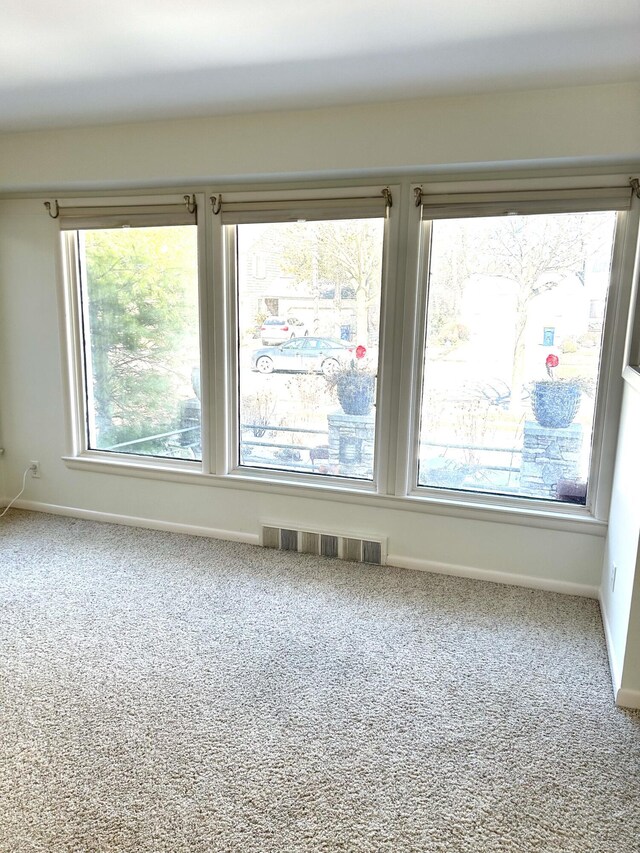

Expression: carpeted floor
xmin=0 ymin=511 xmax=638 ymax=852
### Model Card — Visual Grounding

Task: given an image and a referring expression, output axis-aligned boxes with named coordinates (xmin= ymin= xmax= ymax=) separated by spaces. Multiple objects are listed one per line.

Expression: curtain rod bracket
xmin=631 ymin=178 xmax=640 ymax=199
xmin=44 ymin=200 xmax=59 ymax=219
xmin=210 ymin=194 xmax=222 ymax=215
xmin=381 ymin=187 xmax=392 ymax=209
xmin=414 ymin=187 xmax=423 ymax=207
xmin=183 ymin=194 xmax=197 ymax=215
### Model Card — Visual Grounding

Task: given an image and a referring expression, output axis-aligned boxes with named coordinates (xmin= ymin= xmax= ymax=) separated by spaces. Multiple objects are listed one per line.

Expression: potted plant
xmin=329 ymin=344 xmax=376 ymax=416
xmin=530 ymin=354 xmax=582 ymax=429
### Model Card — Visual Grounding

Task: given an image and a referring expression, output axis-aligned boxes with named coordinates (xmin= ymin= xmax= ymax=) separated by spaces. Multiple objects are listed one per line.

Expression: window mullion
xmin=196 ymin=192 xmax=214 ymax=475
xmin=59 ymin=231 xmax=89 ymax=457
xmin=370 ymin=185 xmax=402 ymax=496
xmin=208 ymin=212 xmax=235 ymax=475
xmin=394 ymin=204 xmax=430 ymax=497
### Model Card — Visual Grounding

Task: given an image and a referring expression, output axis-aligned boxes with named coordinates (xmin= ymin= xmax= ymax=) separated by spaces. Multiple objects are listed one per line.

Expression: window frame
xmin=622 ymin=188 xmax=640 ymax=392
xmin=396 ymin=184 xmax=639 ymax=520
xmin=58 ymin=193 xmax=206 ymax=472
xmin=54 ymin=176 xmax=639 ymax=534
xmin=214 ymin=186 xmax=399 ymax=493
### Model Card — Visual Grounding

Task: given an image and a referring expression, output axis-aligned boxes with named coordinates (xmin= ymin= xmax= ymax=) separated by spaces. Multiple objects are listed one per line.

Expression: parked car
xmin=251 ymin=336 xmax=365 ymax=376
xmin=260 ymin=316 xmax=309 ymax=344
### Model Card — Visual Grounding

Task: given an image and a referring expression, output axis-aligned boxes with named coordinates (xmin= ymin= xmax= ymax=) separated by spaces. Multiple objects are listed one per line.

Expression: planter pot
xmin=335 ymin=371 xmax=375 ymax=416
xmin=531 ymin=380 xmax=581 ymax=428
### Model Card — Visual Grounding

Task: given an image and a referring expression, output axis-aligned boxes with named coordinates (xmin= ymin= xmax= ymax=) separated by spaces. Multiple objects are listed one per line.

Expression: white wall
xmin=601 ymin=379 xmax=640 ymax=706
xmin=623 ymin=565 xmax=640 ymax=697
xmin=0 ymin=199 xmax=603 ymax=590
xmin=0 ymin=83 xmax=638 ymax=192
xmin=1 ymin=82 xmax=639 ymax=598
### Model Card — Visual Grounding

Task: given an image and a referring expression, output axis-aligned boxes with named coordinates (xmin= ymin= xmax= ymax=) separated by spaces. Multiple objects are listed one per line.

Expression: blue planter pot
xmin=336 ymin=371 xmax=375 ymax=416
xmin=531 ymin=381 xmax=581 ymax=428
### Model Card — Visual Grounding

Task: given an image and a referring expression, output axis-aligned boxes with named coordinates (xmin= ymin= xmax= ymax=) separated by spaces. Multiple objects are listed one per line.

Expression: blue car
xmin=251 ymin=336 xmax=363 ymax=376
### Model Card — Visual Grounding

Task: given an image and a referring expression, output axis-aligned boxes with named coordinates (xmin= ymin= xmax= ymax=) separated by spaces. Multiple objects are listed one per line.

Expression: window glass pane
xmin=236 ymin=219 xmax=384 ymax=479
xmin=417 ymin=211 xmax=617 ymax=504
xmin=79 ymin=226 xmax=201 ymax=460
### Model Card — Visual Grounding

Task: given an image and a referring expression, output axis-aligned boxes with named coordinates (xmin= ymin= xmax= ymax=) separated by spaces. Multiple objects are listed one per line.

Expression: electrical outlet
xmin=611 ymin=563 xmax=617 ymax=592
xmin=29 ymin=460 xmax=41 ymax=479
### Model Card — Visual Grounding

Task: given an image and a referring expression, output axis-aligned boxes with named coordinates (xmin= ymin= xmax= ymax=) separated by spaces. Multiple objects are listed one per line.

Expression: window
xmin=230 ymin=209 xmax=386 ymax=480
xmin=56 ymin=178 xmax=638 ymax=526
xmin=61 ymin=199 xmax=201 ymax=461
xmin=411 ymin=185 xmax=632 ymax=506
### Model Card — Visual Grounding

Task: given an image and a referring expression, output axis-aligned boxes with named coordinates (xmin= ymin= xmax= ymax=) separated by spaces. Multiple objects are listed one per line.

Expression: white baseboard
xmin=7 ymin=500 xmax=598 ymax=598
xmin=599 ymin=592 xmax=640 ymax=710
xmin=615 ymin=687 xmax=640 ymax=709
xmin=598 ymin=592 xmax=623 ymax=701
xmin=387 ymin=554 xmax=599 ymax=599
xmin=9 ymin=499 xmax=260 ymax=546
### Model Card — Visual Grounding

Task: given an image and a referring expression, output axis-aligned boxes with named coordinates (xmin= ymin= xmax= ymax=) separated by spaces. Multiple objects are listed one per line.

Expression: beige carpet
xmin=0 ymin=510 xmax=638 ymax=852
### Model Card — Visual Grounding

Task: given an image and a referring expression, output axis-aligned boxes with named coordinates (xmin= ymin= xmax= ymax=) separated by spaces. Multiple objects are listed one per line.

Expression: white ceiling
xmin=1 ymin=0 xmax=639 ymax=132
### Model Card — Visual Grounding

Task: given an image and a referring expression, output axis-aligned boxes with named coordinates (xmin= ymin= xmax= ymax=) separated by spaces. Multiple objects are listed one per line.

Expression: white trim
xmin=622 ymin=198 xmax=640 ymax=372
xmin=220 ymin=220 xmax=236 ymax=475
xmin=4 ymin=500 xmax=595 ymax=597
xmin=615 ymin=687 xmax=640 ymax=709
xmin=226 ymin=192 xmax=396 ymax=490
xmin=407 ymin=191 xmax=634 ymax=518
xmin=599 ymin=593 xmax=624 ymax=699
xmin=196 ymin=192 xmax=213 ymax=475
xmin=591 ymin=204 xmax=640 ymax=521
xmin=386 ymin=554 xmax=599 ymax=598
xmin=372 ymin=185 xmax=401 ymax=496
xmin=58 ymin=231 xmax=86 ymax=457
xmin=599 ymin=591 xmax=640 ymax=710
xmin=57 ymin=206 xmax=205 ymax=463
xmin=394 ymin=198 xmax=426 ymax=496
xmin=228 ymin=462 xmax=378 ymax=493
xmin=210 ymin=198 xmax=228 ymax=475
xmin=60 ymin=453 xmax=608 ymax=536
xmin=8 ymin=499 xmax=260 ymax=545
xmin=51 ymin=172 xmax=639 ymax=540
xmin=66 ymin=449 xmax=201 ymax=474
xmin=623 ymin=364 xmax=640 ymax=393
xmin=382 ymin=182 xmax=411 ymax=496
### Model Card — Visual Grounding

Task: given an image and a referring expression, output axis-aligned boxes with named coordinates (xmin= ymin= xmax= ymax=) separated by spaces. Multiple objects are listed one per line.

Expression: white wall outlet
xmin=611 ymin=563 xmax=617 ymax=592
xmin=29 ymin=460 xmax=41 ymax=478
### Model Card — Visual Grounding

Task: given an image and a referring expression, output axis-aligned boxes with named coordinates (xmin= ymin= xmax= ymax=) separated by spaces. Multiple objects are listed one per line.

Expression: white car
xmin=260 ymin=316 xmax=309 ymax=344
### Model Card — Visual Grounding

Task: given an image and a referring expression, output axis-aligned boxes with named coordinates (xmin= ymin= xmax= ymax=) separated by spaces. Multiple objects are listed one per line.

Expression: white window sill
xmin=62 ymin=452 xmax=607 ymax=537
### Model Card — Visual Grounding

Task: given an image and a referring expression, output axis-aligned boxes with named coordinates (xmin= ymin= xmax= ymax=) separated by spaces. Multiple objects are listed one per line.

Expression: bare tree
xmin=264 ymin=220 xmax=383 ymax=343
xmin=428 ymin=212 xmax=613 ymax=404
xmin=482 ymin=213 xmax=609 ymax=402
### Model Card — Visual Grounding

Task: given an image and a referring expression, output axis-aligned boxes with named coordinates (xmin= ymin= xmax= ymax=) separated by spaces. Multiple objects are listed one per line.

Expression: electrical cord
xmin=0 ymin=465 xmax=32 ymax=518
